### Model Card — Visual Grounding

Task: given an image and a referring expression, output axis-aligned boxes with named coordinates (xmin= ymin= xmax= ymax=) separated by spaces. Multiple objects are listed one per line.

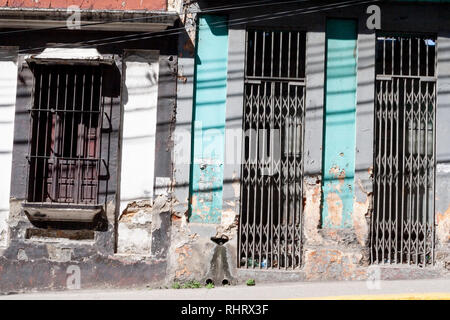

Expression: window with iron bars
xmin=371 ymin=33 xmax=437 ymax=266
xmin=238 ymin=28 xmax=306 ymax=270
xmin=27 ymin=63 xmax=105 ymax=205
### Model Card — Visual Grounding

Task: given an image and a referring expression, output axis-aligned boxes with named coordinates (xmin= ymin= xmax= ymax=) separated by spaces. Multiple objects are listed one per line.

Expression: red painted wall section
xmin=0 ymin=0 xmax=167 ymax=11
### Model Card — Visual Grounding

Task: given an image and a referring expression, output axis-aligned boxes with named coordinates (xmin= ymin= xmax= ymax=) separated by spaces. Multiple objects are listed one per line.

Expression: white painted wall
xmin=119 ymin=51 xmax=160 ymax=214
xmin=0 ymin=48 xmax=18 ymax=247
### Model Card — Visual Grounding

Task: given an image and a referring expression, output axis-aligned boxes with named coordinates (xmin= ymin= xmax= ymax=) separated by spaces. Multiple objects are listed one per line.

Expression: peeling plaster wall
xmin=0 ymin=0 xmax=167 ymax=11
xmin=119 ymin=50 xmax=159 ymax=215
xmin=0 ymin=48 xmax=18 ymax=248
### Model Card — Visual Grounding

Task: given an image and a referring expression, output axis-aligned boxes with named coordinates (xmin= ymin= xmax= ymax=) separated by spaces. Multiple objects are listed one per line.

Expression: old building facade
xmin=0 ymin=0 xmax=449 ymax=293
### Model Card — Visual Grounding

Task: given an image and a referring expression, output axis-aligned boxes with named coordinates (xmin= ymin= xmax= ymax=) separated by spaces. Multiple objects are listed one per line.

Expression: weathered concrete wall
xmin=118 ymin=51 xmax=177 ymax=257
xmin=0 ymin=47 xmax=18 ymax=248
xmin=165 ymin=1 xmax=450 ymax=286
xmin=0 ymin=0 xmax=167 ymax=11
xmin=0 ymin=26 xmax=179 ymax=292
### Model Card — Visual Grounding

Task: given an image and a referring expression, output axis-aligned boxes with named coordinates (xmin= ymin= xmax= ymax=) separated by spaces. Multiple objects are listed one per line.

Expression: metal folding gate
xmin=371 ymin=34 xmax=437 ymax=266
xmin=238 ymin=29 xmax=306 ymax=269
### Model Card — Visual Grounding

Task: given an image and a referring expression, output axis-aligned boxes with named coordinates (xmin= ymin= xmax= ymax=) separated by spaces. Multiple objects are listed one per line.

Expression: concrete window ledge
xmin=22 ymin=202 xmax=103 ymax=223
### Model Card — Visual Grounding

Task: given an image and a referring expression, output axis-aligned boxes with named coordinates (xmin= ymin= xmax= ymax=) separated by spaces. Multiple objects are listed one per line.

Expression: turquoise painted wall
xmin=189 ymin=15 xmax=229 ymax=224
xmin=322 ymin=19 xmax=358 ymax=229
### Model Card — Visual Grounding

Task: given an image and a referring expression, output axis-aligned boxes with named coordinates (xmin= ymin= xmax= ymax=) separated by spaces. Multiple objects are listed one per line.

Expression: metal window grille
xmin=27 ymin=63 xmax=105 ymax=205
xmin=371 ymin=34 xmax=437 ymax=266
xmin=238 ymin=29 xmax=306 ymax=269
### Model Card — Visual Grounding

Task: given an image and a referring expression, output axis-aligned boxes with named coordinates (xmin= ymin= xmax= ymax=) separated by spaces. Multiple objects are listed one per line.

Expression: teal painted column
xmin=322 ymin=19 xmax=357 ymax=228
xmin=189 ymin=15 xmax=229 ymax=224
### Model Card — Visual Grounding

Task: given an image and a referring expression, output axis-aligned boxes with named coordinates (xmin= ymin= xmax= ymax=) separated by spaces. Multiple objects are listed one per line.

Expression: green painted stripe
xmin=322 ymin=19 xmax=358 ymax=229
xmin=189 ymin=15 xmax=229 ymax=224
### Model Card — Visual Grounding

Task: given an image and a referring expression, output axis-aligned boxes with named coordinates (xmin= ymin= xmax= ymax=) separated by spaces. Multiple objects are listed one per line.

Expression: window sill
xmin=23 ymin=202 xmax=103 ymax=223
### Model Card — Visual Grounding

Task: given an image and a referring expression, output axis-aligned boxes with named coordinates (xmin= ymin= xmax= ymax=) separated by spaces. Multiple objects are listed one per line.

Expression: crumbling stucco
xmin=303 ymin=248 xmax=367 ymax=281
xmin=353 ymin=178 xmax=372 ymax=247
xmin=0 ymin=211 xmax=8 ymax=247
xmin=118 ymin=195 xmax=172 ymax=256
xmin=46 ymin=245 xmax=73 ymax=263
xmin=303 ymin=177 xmax=323 ymax=245
xmin=436 ymin=203 xmax=450 ymax=245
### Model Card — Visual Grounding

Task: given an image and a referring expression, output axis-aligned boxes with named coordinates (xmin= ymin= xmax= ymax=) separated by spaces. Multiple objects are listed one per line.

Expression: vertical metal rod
xmin=271 ymin=31 xmax=274 ymax=78
xmin=383 ymin=38 xmax=386 ymax=75
xmin=70 ymin=70 xmax=77 ymax=203
xmin=277 ymin=82 xmax=282 ymax=269
xmin=33 ymin=69 xmax=44 ymax=202
xmin=391 ymin=38 xmax=394 ymax=75
xmin=426 ymin=40 xmax=429 ymax=77
xmin=279 ymin=32 xmax=282 ymax=78
xmin=97 ymin=70 xmax=104 ymax=204
xmin=409 ymin=38 xmax=412 ymax=76
xmin=400 ymin=37 xmax=403 ymax=76
xmin=43 ymin=70 xmax=52 ymax=202
xmin=408 ymin=79 xmax=413 ymax=264
xmin=287 ymin=32 xmax=291 ymax=79
xmin=416 ymin=79 xmax=421 ymax=265
xmin=423 ymin=81 xmax=429 ymax=267
xmin=261 ymin=31 xmax=266 ymax=77
xmin=382 ymin=80 xmax=388 ymax=263
xmin=253 ymin=31 xmax=257 ymax=77
xmin=251 ymin=83 xmax=260 ymax=268
xmin=418 ymin=38 xmax=420 ymax=76
xmin=258 ymin=81 xmax=267 ymax=269
xmin=296 ymin=32 xmax=300 ymax=79
xmin=267 ymin=81 xmax=274 ymax=269
xmin=284 ymin=83 xmax=290 ymax=269
xmin=88 ymin=69 xmax=94 ymax=202
xmin=62 ymin=69 xmax=69 ymax=200
xmin=431 ymin=80 xmax=436 ymax=265
xmin=51 ymin=70 xmax=60 ymax=201
xmin=375 ymin=81 xmax=382 ymax=263
xmin=388 ymin=79 xmax=394 ymax=263
xmin=79 ymin=70 xmax=86 ymax=203
xmin=245 ymin=84 xmax=253 ymax=268
xmin=400 ymin=77 xmax=407 ymax=264
xmin=395 ymin=77 xmax=400 ymax=263
xmin=26 ymin=64 xmax=37 ymax=202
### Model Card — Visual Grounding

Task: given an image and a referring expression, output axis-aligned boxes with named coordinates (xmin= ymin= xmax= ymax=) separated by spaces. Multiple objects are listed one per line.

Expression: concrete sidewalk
xmin=1 ymin=278 xmax=449 ymax=300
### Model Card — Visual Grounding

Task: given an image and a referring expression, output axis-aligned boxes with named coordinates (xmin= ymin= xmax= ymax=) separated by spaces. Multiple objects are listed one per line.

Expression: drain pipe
xmin=203 ymin=236 xmax=235 ymax=286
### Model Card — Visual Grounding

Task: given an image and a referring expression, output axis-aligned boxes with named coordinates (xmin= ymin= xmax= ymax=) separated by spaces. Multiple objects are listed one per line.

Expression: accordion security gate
xmin=371 ymin=34 xmax=437 ymax=266
xmin=238 ymin=29 xmax=306 ymax=269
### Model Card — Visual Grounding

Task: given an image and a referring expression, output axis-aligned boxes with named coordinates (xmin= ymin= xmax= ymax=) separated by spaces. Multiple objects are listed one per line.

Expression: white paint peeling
xmin=155 ymin=177 xmax=171 ymax=196
xmin=437 ymin=163 xmax=450 ymax=173
xmin=32 ymin=48 xmax=104 ymax=61
xmin=0 ymin=48 xmax=18 ymax=247
xmin=119 ymin=50 xmax=159 ymax=213
xmin=117 ymin=224 xmax=152 ymax=256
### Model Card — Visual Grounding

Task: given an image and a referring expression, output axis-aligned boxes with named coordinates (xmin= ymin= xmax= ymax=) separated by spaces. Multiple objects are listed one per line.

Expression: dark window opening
xmin=27 ymin=64 xmax=105 ymax=205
